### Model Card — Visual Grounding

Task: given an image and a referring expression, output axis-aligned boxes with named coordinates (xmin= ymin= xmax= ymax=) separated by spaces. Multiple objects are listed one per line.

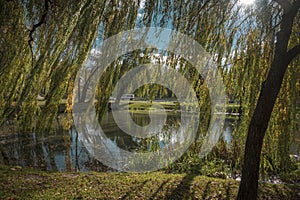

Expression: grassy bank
xmin=36 ymin=99 xmax=241 ymax=115
xmin=127 ymin=100 xmax=240 ymax=114
xmin=0 ymin=165 xmax=299 ymax=199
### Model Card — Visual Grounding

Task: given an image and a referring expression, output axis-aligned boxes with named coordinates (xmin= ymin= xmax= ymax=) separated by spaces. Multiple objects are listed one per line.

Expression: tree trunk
xmin=237 ymin=1 xmax=300 ymax=199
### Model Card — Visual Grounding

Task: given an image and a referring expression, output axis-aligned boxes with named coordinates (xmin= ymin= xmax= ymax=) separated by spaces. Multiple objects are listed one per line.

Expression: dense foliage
xmin=0 ymin=0 xmax=299 ymax=184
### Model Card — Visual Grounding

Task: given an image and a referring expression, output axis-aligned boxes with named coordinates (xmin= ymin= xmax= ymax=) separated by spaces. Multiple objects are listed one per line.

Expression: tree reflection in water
xmin=0 ymin=112 xmax=233 ymax=172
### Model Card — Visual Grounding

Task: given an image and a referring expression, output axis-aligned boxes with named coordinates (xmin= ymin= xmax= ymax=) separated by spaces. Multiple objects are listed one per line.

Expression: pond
xmin=0 ymin=111 xmax=236 ymax=172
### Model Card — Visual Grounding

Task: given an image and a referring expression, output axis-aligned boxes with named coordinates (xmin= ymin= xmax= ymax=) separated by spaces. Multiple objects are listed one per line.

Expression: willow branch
xmin=287 ymin=44 xmax=300 ymax=64
xmin=28 ymin=0 xmax=50 ymax=66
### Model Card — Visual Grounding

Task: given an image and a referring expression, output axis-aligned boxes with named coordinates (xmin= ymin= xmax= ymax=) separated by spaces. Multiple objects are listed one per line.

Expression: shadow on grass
xmin=120 ymin=180 xmax=149 ymax=200
xmin=149 ymin=178 xmax=171 ymax=200
xmin=164 ymin=173 xmax=198 ymax=200
xmin=162 ymin=168 xmax=237 ymax=200
xmin=1 ymin=164 xmax=299 ymax=200
xmin=201 ymin=181 xmax=211 ymax=199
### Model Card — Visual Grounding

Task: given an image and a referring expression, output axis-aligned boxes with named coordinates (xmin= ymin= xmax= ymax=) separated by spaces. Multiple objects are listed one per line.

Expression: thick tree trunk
xmin=237 ymin=1 xmax=300 ymax=199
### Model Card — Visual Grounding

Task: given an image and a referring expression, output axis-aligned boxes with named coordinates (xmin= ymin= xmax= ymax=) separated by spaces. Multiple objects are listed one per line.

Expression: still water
xmin=0 ymin=112 xmax=234 ymax=172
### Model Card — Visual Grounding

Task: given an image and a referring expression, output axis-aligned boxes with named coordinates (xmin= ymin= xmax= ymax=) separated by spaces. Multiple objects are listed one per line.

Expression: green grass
xmin=128 ymin=101 xmax=180 ymax=112
xmin=128 ymin=101 xmax=241 ymax=114
xmin=0 ymin=165 xmax=299 ymax=199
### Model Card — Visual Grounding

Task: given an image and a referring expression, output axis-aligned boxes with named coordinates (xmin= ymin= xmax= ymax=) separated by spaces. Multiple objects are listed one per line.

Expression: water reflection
xmin=0 ymin=112 xmax=234 ymax=171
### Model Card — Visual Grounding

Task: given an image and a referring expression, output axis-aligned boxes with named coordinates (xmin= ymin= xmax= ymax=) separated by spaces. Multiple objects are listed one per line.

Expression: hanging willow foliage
xmin=0 ymin=0 xmax=131 ymax=131
xmin=0 ymin=0 xmax=299 ymax=175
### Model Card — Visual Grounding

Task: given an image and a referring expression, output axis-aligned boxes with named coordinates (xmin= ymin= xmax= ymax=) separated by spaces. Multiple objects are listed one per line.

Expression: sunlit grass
xmin=0 ymin=165 xmax=299 ymax=199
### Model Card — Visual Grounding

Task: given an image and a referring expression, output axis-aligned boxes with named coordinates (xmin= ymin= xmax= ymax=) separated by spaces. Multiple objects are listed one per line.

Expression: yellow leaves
xmin=280 ymin=107 xmax=288 ymax=120
xmin=64 ymin=78 xmax=74 ymax=130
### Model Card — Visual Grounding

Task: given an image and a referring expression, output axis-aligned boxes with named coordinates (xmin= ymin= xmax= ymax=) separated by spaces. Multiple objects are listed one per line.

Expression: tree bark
xmin=237 ymin=1 xmax=300 ymax=199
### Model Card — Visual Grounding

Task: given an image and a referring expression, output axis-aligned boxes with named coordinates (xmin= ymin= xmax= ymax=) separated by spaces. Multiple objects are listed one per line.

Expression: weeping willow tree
xmin=1 ymin=0 xmax=99 ymax=129
xmin=1 ymin=0 xmax=300 ymax=198
xmin=0 ymin=1 xmax=240 ymax=125
xmin=0 ymin=0 xmax=140 ymax=131
xmin=235 ymin=0 xmax=300 ymax=199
